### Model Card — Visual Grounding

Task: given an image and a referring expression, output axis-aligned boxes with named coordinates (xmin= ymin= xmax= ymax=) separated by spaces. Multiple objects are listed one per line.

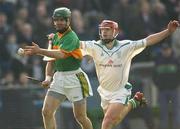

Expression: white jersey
xmin=81 ymin=39 xmax=147 ymax=91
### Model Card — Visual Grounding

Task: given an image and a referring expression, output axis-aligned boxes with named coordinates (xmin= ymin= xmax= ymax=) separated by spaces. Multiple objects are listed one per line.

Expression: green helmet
xmin=52 ymin=7 xmax=71 ymax=19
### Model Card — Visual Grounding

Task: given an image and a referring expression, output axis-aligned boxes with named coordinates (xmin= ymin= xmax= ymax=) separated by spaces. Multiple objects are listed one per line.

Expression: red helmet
xmin=99 ymin=20 xmax=119 ymax=43
xmin=99 ymin=20 xmax=119 ymax=30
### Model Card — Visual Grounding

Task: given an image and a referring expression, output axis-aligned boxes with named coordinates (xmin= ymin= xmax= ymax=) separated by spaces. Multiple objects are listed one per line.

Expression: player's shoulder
xmin=96 ymin=40 xmax=102 ymax=44
xmin=67 ymin=30 xmax=79 ymax=38
xmin=117 ymin=40 xmax=132 ymax=46
xmin=94 ymin=40 xmax=105 ymax=47
xmin=47 ymin=33 xmax=55 ymax=40
xmin=84 ymin=40 xmax=97 ymax=44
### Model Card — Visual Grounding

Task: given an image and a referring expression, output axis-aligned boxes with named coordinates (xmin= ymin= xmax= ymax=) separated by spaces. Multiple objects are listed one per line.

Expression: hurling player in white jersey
xmin=81 ymin=20 xmax=179 ymax=129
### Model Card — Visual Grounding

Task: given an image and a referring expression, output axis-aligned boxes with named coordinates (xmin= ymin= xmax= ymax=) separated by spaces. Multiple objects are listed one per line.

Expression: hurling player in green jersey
xmin=24 ymin=7 xmax=93 ymax=129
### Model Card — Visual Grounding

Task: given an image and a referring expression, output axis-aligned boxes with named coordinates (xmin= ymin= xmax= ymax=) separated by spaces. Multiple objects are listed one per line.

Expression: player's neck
xmin=105 ymin=41 xmax=115 ymax=49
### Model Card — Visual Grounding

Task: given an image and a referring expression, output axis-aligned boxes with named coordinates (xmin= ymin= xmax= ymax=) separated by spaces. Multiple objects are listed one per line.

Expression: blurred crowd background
xmin=0 ymin=0 xmax=180 ymax=129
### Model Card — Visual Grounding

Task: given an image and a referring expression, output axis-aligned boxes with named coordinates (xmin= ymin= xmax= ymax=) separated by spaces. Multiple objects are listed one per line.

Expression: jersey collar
xmin=101 ymin=39 xmax=118 ymax=50
xmin=57 ymin=27 xmax=72 ymax=38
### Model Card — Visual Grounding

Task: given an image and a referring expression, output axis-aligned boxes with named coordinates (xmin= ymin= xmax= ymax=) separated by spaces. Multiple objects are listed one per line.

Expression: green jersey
xmin=52 ymin=28 xmax=83 ymax=71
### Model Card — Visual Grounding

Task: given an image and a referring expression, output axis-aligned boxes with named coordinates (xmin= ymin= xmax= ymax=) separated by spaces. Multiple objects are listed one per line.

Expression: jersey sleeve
xmin=43 ymin=43 xmax=56 ymax=61
xmin=43 ymin=33 xmax=56 ymax=61
xmin=130 ymin=38 xmax=147 ymax=58
xmin=81 ymin=40 xmax=96 ymax=56
xmin=60 ymin=37 xmax=79 ymax=52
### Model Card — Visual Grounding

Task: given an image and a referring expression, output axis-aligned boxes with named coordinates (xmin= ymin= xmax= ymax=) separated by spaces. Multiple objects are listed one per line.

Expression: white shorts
xmin=97 ymin=83 xmax=132 ymax=110
xmin=48 ymin=68 xmax=93 ymax=102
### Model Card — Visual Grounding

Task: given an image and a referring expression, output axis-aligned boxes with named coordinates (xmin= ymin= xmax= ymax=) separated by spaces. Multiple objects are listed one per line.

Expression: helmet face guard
xmin=99 ymin=20 xmax=119 ymax=43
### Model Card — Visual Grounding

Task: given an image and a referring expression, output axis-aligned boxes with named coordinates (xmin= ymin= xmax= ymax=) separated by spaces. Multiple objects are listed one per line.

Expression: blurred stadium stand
xmin=0 ymin=0 xmax=180 ymax=129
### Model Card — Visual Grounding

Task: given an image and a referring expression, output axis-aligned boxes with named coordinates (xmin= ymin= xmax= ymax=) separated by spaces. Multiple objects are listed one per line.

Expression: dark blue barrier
xmin=0 ymin=87 xmax=45 ymax=129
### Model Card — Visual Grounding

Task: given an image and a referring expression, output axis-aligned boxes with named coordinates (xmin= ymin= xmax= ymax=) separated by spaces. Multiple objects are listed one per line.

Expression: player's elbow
xmin=146 ymin=37 xmax=155 ymax=46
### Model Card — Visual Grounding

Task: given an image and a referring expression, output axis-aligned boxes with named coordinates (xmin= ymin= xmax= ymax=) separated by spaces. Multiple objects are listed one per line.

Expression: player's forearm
xmin=46 ymin=62 xmax=54 ymax=77
xmin=44 ymin=61 xmax=54 ymax=81
xmin=38 ymin=48 xmax=66 ymax=59
xmin=146 ymin=29 xmax=171 ymax=46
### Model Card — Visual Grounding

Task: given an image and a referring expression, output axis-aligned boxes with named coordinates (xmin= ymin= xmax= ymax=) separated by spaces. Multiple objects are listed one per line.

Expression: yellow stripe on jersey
xmin=76 ymin=72 xmax=90 ymax=98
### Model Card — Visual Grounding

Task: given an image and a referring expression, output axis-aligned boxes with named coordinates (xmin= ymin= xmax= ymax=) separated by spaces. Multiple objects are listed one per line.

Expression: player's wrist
xmin=37 ymin=48 xmax=44 ymax=55
xmin=45 ymin=75 xmax=52 ymax=82
xmin=166 ymin=28 xmax=172 ymax=35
